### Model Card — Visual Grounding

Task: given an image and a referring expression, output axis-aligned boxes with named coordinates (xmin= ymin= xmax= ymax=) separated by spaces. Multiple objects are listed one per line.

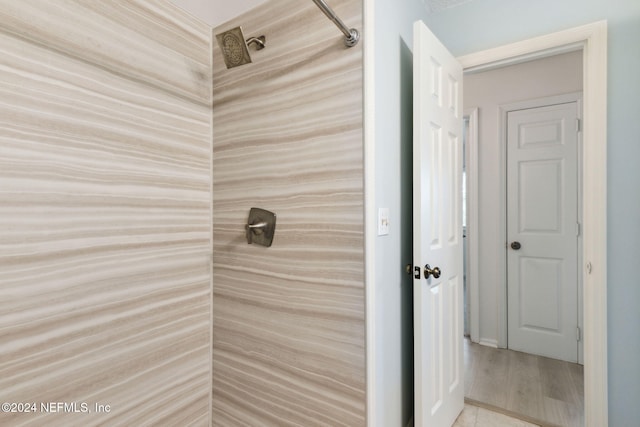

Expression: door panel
xmin=413 ymin=20 xmax=464 ymax=427
xmin=507 ymin=102 xmax=579 ymax=363
xmin=519 ymin=256 xmax=562 ymax=331
xmin=519 ymin=160 xmax=562 ymax=233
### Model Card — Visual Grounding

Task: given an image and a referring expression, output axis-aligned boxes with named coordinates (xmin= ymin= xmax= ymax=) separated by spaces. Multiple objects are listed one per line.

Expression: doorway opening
xmin=462 ymin=50 xmax=584 ymax=423
xmin=458 ymin=21 xmax=607 ymax=427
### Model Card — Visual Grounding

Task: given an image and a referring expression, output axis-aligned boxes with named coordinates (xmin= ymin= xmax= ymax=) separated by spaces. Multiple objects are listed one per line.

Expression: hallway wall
xmin=0 ymin=1 xmax=212 ymax=425
xmin=211 ymin=0 xmax=365 ymax=424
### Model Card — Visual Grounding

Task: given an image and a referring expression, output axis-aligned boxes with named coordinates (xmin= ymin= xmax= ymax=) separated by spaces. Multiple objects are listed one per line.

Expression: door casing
xmin=459 ymin=21 xmax=607 ymax=427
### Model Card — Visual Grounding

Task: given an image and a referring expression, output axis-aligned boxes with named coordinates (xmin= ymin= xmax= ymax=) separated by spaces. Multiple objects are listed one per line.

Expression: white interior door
xmin=413 ymin=20 xmax=464 ymax=427
xmin=507 ymin=102 xmax=579 ymax=363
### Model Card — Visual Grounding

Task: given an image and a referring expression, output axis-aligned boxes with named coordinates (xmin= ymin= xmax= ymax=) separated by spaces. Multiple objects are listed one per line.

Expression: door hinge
xmin=576 ymin=221 xmax=581 ymax=236
xmin=576 ymin=118 xmax=581 ymax=132
xmin=576 ymin=326 xmax=582 ymax=342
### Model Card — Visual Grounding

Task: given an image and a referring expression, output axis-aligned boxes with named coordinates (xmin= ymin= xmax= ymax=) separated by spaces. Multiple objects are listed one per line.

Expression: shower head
xmin=215 ymin=26 xmax=266 ymax=69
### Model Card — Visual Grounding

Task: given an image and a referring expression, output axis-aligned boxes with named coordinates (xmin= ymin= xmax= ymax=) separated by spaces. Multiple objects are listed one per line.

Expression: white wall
xmin=464 ymin=51 xmax=583 ymax=346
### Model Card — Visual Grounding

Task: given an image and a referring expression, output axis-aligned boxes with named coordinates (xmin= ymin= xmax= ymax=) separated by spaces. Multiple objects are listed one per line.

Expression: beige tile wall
xmin=0 ymin=1 xmax=212 ymax=425
xmin=211 ymin=0 xmax=365 ymax=425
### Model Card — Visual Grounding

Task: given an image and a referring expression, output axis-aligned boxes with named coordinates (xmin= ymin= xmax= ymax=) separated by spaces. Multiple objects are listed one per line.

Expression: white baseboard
xmin=478 ymin=338 xmax=499 ymax=348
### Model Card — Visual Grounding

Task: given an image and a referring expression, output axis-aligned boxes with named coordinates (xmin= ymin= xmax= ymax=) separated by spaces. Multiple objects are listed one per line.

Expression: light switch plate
xmin=378 ymin=208 xmax=390 ymax=236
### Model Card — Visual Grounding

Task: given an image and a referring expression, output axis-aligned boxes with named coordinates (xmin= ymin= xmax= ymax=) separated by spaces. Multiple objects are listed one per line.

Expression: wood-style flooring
xmin=454 ymin=403 xmax=540 ymax=427
xmin=464 ymin=338 xmax=584 ymax=427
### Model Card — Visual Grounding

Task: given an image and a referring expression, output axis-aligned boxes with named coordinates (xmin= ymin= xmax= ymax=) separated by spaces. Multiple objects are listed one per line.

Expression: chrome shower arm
xmin=311 ymin=0 xmax=360 ymax=47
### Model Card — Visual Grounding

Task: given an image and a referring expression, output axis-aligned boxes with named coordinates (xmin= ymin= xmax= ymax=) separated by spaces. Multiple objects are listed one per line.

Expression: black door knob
xmin=511 ymin=241 xmax=521 ymax=250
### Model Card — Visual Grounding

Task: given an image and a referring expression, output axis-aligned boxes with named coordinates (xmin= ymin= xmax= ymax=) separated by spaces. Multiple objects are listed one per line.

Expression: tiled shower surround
xmin=212 ymin=0 xmax=365 ymax=425
xmin=0 ymin=1 xmax=212 ymax=425
xmin=0 ymin=0 xmax=366 ymax=425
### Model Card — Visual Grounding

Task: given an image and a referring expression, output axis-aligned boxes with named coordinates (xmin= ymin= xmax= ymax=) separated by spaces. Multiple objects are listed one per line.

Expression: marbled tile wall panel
xmin=211 ymin=0 xmax=365 ymax=425
xmin=0 ymin=1 xmax=212 ymax=426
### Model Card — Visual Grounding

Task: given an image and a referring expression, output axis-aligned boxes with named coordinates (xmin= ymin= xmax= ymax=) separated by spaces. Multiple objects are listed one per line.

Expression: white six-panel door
xmin=507 ymin=102 xmax=579 ymax=363
xmin=413 ymin=20 xmax=464 ymax=427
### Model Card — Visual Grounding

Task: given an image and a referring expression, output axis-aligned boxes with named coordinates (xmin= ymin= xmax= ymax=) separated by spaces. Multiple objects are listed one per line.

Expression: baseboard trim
xmin=478 ymin=338 xmax=498 ymax=348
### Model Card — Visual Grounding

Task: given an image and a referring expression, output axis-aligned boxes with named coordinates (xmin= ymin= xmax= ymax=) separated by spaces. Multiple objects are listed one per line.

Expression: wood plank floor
xmin=454 ymin=403 xmax=541 ymax=427
xmin=464 ymin=338 xmax=584 ymax=427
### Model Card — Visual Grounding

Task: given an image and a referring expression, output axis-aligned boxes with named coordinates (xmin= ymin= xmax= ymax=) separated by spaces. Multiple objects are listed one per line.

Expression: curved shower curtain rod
xmin=311 ymin=0 xmax=360 ymax=47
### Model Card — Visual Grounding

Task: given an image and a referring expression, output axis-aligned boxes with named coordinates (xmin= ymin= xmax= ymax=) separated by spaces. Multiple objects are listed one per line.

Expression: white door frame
xmin=459 ymin=21 xmax=607 ymax=426
xmin=463 ymin=108 xmax=480 ymax=344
